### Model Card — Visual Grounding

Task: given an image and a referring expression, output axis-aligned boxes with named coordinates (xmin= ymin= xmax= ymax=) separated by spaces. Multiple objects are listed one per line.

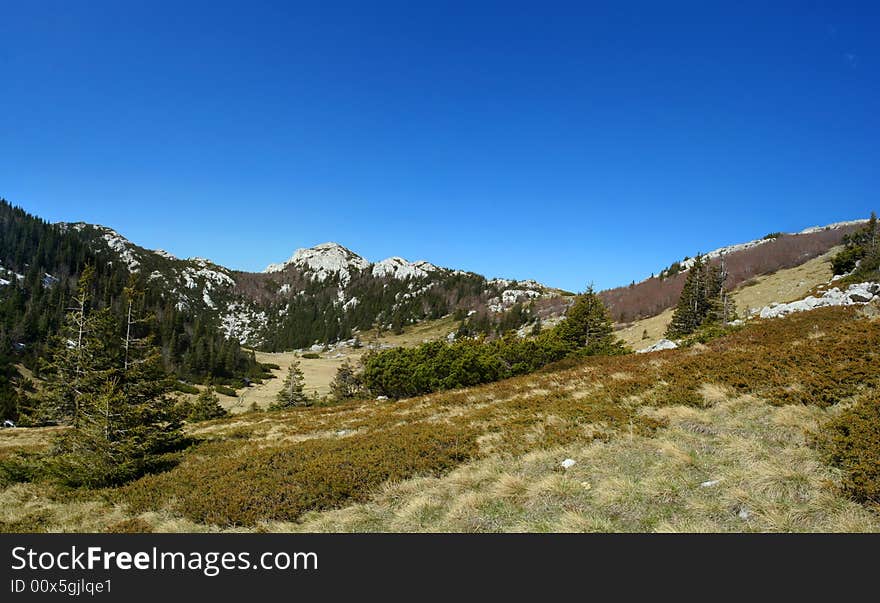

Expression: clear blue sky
xmin=1 ymin=1 xmax=877 ymax=291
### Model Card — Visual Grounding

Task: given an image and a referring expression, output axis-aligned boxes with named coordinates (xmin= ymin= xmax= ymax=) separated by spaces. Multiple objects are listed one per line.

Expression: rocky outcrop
xmin=636 ymin=338 xmax=679 ymax=354
xmin=758 ymin=283 xmax=880 ymax=319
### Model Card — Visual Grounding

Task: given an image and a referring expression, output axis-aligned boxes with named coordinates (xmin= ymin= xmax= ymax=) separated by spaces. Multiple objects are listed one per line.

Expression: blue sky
xmin=1 ymin=1 xmax=878 ymax=291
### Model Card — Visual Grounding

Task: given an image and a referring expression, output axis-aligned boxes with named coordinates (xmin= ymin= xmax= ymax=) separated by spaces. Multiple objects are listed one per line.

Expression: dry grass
xmin=615 ymin=247 xmax=841 ymax=349
xmin=279 ymin=394 xmax=879 ymax=533
xmin=1 ymin=305 xmax=878 ymax=532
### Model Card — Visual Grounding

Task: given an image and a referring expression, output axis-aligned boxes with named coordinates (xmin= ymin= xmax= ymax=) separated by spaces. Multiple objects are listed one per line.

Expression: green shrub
xmin=362 ymin=288 xmax=626 ymax=399
xmin=0 ymin=453 xmax=43 ymax=486
xmin=819 ymin=395 xmax=880 ymax=505
xmin=173 ymin=382 xmax=199 ymax=394
xmin=120 ymin=423 xmax=477 ymax=526
xmin=301 ymin=353 xmax=321 ymax=359
xmin=214 ymin=385 xmax=237 ymax=397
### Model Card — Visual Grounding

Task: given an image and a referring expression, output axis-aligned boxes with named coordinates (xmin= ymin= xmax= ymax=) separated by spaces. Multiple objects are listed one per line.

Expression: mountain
xmin=0 ymin=196 xmax=870 ymax=384
xmin=74 ymin=230 xmax=557 ymax=349
xmin=0 ymin=199 xmax=562 ymax=390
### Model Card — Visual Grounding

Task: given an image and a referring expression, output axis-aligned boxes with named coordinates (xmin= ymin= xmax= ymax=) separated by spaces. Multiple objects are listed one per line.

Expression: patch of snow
xmin=101 ymin=230 xmax=141 ymax=272
xmin=561 ymin=458 xmax=577 ymax=469
xmin=153 ymin=249 xmax=177 ymax=260
xmin=501 ymin=289 xmax=541 ymax=305
xmin=202 ymin=290 xmax=215 ymax=309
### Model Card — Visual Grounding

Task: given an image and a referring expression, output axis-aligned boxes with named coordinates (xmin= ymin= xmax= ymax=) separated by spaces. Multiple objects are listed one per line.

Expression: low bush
xmin=214 ymin=385 xmax=237 ymax=397
xmin=363 ymin=288 xmax=627 ymax=398
xmin=818 ymin=395 xmax=880 ymax=505
xmin=173 ymin=382 xmax=199 ymax=395
xmin=120 ymin=423 xmax=478 ymax=526
xmin=301 ymin=353 xmax=321 ymax=359
xmin=0 ymin=453 xmax=43 ymax=486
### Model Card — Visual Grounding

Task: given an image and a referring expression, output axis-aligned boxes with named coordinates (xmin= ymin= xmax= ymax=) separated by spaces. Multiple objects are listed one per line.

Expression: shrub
xmin=0 ymin=453 xmax=43 ymax=487
xmin=362 ymin=289 xmax=626 ymax=399
xmin=214 ymin=385 xmax=237 ymax=397
xmin=301 ymin=353 xmax=321 ymax=359
xmin=119 ymin=423 xmax=477 ymax=526
xmin=173 ymin=382 xmax=199 ymax=395
xmin=818 ymin=395 xmax=880 ymax=505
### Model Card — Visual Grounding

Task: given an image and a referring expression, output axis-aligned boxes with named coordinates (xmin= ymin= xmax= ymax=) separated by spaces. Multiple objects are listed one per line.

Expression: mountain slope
xmin=600 ymin=221 xmax=866 ymax=323
xmin=3 ymin=303 xmax=878 ymax=532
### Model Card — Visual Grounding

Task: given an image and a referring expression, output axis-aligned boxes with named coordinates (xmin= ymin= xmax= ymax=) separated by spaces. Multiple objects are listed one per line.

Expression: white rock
xmin=560 ymin=458 xmax=577 ymax=469
xmin=700 ymin=479 xmax=720 ymax=488
xmin=372 ymin=257 xmax=437 ymax=280
xmin=637 ymin=339 xmax=678 ymax=354
xmin=375 ymin=395 xmax=389 ymax=401
xmin=757 ymin=282 xmax=879 ymax=319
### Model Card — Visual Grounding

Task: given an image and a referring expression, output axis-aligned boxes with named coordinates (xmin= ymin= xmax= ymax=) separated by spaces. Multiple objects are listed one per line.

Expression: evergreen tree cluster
xmin=665 ymin=254 xmax=732 ymax=339
xmin=0 ymin=199 xmax=266 ymax=420
xmin=37 ymin=267 xmax=184 ymax=487
xmin=361 ymin=288 xmax=627 ymax=399
xmin=259 ymin=270 xmax=494 ymax=351
xmin=831 ymin=212 xmax=879 ymax=279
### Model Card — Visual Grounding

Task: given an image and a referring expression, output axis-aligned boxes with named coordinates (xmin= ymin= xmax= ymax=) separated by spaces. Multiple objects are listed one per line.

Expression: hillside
xmin=600 ymin=222 xmax=865 ymax=324
xmin=615 ymin=246 xmax=844 ymax=349
xmin=1 ymin=300 xmax=878 ymax=532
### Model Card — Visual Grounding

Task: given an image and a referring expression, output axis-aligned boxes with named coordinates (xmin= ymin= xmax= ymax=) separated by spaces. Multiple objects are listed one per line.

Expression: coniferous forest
xmin=0 ymin=200 xmax=267 ymax=421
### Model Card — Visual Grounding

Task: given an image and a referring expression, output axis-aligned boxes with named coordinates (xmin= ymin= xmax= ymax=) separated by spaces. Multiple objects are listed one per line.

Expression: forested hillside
xmin=0 ymin=200 xmax=265 ymax=422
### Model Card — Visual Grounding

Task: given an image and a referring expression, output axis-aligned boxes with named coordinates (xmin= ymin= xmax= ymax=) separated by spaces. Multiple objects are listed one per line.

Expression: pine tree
xmin=187 ymin=386 xmax=228 ymax=422
xmin=665 ymin=254 xmax=728 ymax=339
xmin=41 ymin=270 xmax=183 ymax=487
xmin=330 ymin=360 xmax=363 ymax=401
xmin=554 ymin=285 xmax=622 ymax=354
xmin=272 ymin=360 xmax=311 ymax=408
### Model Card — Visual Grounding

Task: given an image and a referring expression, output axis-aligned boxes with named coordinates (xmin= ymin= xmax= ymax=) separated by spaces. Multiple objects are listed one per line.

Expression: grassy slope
xmin=2 ymin=304 xmax=878 ymax=532
xmin=615 ymin=247 xmax=841 ymax=349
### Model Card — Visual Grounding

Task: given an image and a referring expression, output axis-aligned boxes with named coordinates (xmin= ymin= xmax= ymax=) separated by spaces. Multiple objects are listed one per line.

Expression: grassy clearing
xmin=1 ymin=306 xmax=878 ymax=532
xmin=229 ymin=315 xmax=461 ymax=411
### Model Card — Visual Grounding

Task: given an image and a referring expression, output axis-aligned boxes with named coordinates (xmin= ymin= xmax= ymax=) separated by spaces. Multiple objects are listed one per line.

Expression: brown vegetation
xmin=601 ymin=226 xmax=861 ymax=322
xmin=1 ymin=304 xmax=878 ymax=532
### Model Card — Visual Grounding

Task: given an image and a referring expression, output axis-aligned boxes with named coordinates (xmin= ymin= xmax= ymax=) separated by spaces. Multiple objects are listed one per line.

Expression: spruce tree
xmin=330 ymin=360 xmax=363 ymax=401
xmin=665 ymin=254 xmax=728 ymax=339
xmin=272 ymin=360 xmax=311 ymax=408
xmin=554 ymin=285 xmax=622 ymax=354
xmin=187 ymin=386 xmax=229 ymax=422
xmin=41 ymin=269 xmax=183 ymax=487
